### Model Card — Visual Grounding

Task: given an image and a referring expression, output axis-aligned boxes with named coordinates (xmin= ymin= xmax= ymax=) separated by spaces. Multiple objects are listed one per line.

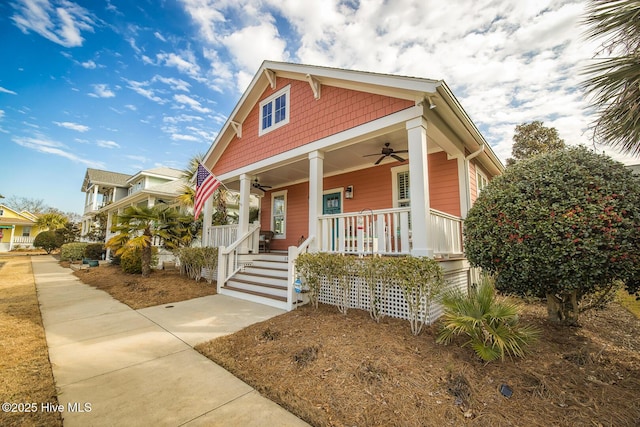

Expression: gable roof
xmin=127 ymin=167 xmax=185 ymax=183
xmin=203 ymin=61 xmax=503 ymax=176
xmin=82 ymin=168 xmax=131 ymax=191
xmin=0 ymin=204 xmax=37 ymax=226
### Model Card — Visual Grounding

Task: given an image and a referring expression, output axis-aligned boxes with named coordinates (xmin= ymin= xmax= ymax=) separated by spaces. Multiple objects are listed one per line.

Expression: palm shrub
xmin=436 ymin=275 xmax=540 ymax=362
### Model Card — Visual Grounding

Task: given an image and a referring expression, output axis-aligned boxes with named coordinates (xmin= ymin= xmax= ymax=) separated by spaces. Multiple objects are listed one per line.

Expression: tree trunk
xmin=141 ymin=243 xmax=152 ymax=278
xmin=546 ymin=291 xmax=579 ymax=325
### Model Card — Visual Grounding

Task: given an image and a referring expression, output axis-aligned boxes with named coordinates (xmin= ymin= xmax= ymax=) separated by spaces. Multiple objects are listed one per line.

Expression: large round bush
xmin=464 ymin=147 xmax=640 ymax=324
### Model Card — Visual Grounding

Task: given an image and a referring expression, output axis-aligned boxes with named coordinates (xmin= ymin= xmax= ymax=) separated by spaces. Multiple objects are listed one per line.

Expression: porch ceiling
xmin=224 ymin=127 xmax=445 ymax=194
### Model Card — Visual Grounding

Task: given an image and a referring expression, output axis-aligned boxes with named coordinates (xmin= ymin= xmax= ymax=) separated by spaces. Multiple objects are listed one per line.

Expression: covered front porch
xmin=202 ymin=104 xmax=478 ymax=309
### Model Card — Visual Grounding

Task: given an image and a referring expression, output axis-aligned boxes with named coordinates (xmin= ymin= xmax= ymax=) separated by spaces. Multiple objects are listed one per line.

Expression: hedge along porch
xmin=199 ymin=61 xmax=504 ymax=311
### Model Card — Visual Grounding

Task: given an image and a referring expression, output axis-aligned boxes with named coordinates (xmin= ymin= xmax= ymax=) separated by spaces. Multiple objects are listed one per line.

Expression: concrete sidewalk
xmin=32 ymin=256 xmax=309 ymax=426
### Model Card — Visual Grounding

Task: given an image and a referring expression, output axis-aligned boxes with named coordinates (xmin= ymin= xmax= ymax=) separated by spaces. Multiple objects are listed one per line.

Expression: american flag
xmin=193 ymin=163 xmax=221 ymax=220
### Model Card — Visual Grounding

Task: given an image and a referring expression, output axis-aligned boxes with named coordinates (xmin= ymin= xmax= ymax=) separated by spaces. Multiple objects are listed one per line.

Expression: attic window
xmin=259 ymin=85 xmax=290 ymax=136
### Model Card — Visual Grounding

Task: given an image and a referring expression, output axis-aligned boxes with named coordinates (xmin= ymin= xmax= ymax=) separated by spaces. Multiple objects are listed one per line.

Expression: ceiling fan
xmin=252 ymin=178 xmax=272 ymax=192
xmin=363 ymin=142 xmax=408 ymax=165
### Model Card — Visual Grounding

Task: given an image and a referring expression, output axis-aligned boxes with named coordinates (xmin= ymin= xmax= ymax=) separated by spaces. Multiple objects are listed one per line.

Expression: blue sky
xmin=1 ymin=0 xmax=637 ymax=215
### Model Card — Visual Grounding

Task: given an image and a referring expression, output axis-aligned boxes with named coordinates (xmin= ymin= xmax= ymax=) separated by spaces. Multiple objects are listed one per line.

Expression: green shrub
xmin=84 ymin=243 xmax=104 ymax=260
xmin=296 ymin=253 xmax=444 ymax=333
xmin=120 ymin=247 xmax=158 ymax=274
xmin=33 ymin=231 xmax=63 ymax=254
xmin=436 ymin=275 xmax=540 ymax=362
xmin=175 ymin=247 xmax=218 ymax=283
xmin=60 ymin=242 xmax=89 ymax=261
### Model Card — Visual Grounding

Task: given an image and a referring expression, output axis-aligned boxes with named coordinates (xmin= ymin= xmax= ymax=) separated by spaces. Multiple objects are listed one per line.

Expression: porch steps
xmin=222 ymin=253 xmax=290 ymax=310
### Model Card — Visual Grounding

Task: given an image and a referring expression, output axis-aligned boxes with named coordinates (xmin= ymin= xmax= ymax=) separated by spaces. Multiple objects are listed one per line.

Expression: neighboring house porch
xmin=0 ymin=205 xmax=42 ymax=251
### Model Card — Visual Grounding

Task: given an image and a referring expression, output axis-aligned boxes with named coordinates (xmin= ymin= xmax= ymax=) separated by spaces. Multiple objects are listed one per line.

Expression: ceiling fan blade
xmin=391 ymin=155 xmax=406 ymax=162
xmin=374 ymin=155 xmax=386 ymax=165
xmin=394 ymin=149 xmax=409 ymax=154
xmin=363 ymin=153 xmax=381 ymax=157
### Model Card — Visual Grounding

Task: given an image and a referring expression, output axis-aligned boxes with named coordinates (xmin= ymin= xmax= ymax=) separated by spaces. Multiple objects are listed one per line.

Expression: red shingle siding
xmin=428 ymin=151 xmax=461 ymax=217
xmin=213 ymin=78 xmax=414 ymax=175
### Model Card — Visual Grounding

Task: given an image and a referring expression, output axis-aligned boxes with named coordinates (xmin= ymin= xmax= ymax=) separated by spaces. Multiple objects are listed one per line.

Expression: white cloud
xmin=0 ymin=110 xmax=4 ymax=120
xmin=89 ymin=83 xmax=115 ymax=98
xmin=163 ymin=114 xmax=204 ymax=124
xmin=153 ymin=75 xmax=191 ymax=92
xmin=154 ymin=31 xmax=167 ymax=42
xmin=124 ymin=79 xmax=167 ymax=104
xmin=156 ymin=51 xmax=202 ymax=80
xmin=0 ymin=86 xmax=17 ymax=95
xmin=11 ymin=0 xmax=95 ymax=48
xmin=53 ymin=121 xmax=90 ymax=132
xmin=171 ymin=133 xmax=200 ymax=142
xmin=222 ymin=22 xmax=288 ymax=77
xmin=173 ymin=94 xmax=211 ymax=113
xmin=81 ymin=60 xmax=96 ymax=69
xmin=125 ymin=104 xmax=137 ymax=111
xmin=96 ymin=140 xmax=120 ymax=149
xmin=12 ymin=134 xmax=104 ymax=168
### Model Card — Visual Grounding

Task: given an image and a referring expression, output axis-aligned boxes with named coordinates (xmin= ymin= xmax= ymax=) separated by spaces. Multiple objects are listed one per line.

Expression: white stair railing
xmin=287 ymin=236 xmax=315 ymax=311
xmin=207 ymin=224 xmax=239 ymax=248
xmin=216 ymin=222 xmax=260 ymax=291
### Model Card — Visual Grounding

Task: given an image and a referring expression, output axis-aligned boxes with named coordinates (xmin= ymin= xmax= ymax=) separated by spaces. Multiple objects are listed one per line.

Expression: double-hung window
xmin=271 ymin=191 xmax=287 ymax=239
xmin=259 ymin=86 xmax=290 ymax=135
xmin=477 ymin=170 xmax=489 ymax=195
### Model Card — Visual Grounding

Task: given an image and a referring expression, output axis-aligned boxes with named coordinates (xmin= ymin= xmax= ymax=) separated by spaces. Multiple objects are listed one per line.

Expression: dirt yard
xmin=71 ymin=263 xmax=217 ymax=309
xmin=196 ymin=300 xmax=640 ymax=427
xmin=0 ymin=256 xmax=62 ymax=427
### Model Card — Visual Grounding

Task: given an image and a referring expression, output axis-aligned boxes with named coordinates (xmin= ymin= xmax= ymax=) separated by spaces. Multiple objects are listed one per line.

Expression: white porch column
xmin=308 ymin=151 xmax=324 ymax=251
xmin=238 ymin=173 xmax=251 ymax=253
xmin=202 ymin=196 xmax=213 ymax=247
xmin=9 ymin=225 xmax=15 ymax=251
xmin=406 ymin=116 xmax=432 ymax=257
xmin=92 ymin=185 xmax=99 ymax=210
xmin=147 ymin=196 xmax=155 ymax=208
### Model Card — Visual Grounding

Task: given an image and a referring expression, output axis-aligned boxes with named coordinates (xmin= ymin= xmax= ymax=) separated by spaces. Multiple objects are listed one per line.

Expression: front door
xmin=323 ymin=192 xmax=342 ymax=215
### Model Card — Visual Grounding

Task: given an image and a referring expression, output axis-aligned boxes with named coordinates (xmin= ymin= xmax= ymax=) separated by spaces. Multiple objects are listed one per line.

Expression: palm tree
xmin=35 ymin=212 xmax=68 ymax=231
xmin=106 ymin=205 xmax=187 ymax=277
xmin=582 ymin=0 xmax=640 ymax=156
xmin=436 ymin=276 xmax=539 ymax=362
xmin=176 ymin=153 xmax=203 ymax=208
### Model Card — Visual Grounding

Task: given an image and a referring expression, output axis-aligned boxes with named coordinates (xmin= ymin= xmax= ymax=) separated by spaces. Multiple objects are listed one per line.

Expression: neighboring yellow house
xmin=0 ymin=204 xmax=43 ymax=252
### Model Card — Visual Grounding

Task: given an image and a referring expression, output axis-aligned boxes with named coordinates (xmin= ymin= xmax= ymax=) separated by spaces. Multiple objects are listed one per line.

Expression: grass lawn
xmin=0 ymin=256 xmax=62 ymax=427
xmin=618 ymin=289 xmax=640 ymax=319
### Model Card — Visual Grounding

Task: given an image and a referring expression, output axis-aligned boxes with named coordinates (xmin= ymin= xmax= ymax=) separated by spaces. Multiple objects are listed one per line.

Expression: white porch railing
xmin=319 ymin=207 xmax=411 ymax=255
xmin=12 ymin=236 xmax=35 ymax=244
xmin=287 ymin=235 xmax=315 ymax=311
xmin=318 ymin=207 xmax=464 ymax=257
xmin=206 ymin=224 xmax=239 ymax=248
xmin=216 ymin=222 xmax=261 ymax=288
xmin=430 ymin=208 xmax=463 ymax=257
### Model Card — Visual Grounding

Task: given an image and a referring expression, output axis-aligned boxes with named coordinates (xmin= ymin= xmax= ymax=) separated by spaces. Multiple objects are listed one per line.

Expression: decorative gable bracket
xmin=230 ymin=121 xmax=242 ymax=138
xmin=264 ymin=69 xmax=276 ymax=89
xmin=306 ymin=74 xmax=321 ymax=100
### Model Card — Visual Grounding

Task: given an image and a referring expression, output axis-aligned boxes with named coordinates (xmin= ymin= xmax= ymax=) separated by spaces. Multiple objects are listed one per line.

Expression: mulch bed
xmin=197 ymin=302 xmax=640 ymax=427
xmin=72 ymin=264 xmax=217 ymax=309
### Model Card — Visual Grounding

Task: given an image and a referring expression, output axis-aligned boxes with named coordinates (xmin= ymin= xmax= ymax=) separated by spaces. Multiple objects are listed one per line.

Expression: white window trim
xmin=476 ymin=168 xmax=489 ymax=196
xmin=322 ymin=187 xmax=343 ymax=214
xmin=271 ymin=190 xmax=288 ymax=239
xmin=259 ymin=85 xmax=290 ymax=136
xmin=391 ymin=164 xmax=410 ymax=208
